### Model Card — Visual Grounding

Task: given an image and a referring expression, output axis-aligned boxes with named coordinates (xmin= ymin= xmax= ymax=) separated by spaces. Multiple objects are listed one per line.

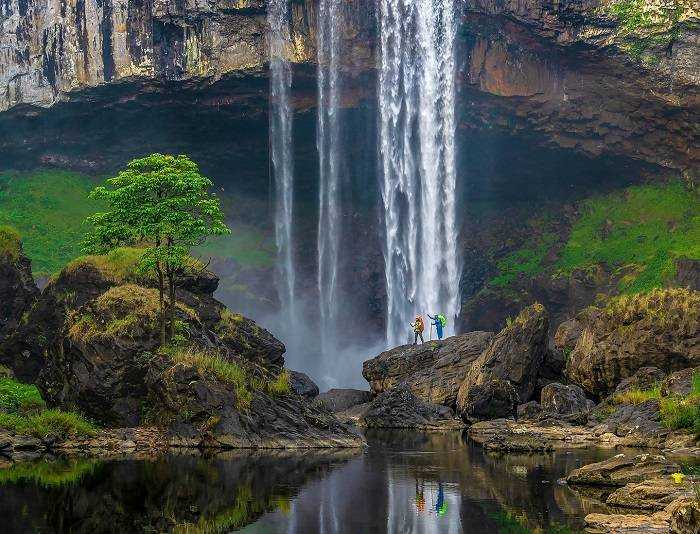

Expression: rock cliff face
xmin=1 ymin=0 xmax=697 ymax=172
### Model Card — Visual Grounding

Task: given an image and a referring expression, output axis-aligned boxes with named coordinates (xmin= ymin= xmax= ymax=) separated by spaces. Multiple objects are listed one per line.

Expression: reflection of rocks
xmin=361 ymin=385 xmax=464 ymax=430
xmin=0 ymin=449 xmax=359 ymax=533
xmin=362 ymin=331 xmax=493 ymax=406
xmin=566 ymin=454 xmax=680 ymax=487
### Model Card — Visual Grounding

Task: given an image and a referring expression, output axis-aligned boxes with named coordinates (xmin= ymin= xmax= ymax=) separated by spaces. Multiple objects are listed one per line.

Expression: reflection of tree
xmin=0 ymin=457 xmax=101 ymax=488
xmin=0 ymin=449 xmax=357 ymax=533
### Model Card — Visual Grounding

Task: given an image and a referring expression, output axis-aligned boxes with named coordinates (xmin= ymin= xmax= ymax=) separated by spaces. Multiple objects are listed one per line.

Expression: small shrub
xmin=267 ymin=370 xmax=291 ymax=397
xmin=0 ymin=225 xmax=21 ymax=262
xmin=660 ymin=396 xmax=700 ymax=431
xmin=0 ymin=409 xmax=97 ymax=439
xmin=613 ymin=386 xmax=661 ymax=405
xmin=0 ymin=378 xmax=46 ymax=415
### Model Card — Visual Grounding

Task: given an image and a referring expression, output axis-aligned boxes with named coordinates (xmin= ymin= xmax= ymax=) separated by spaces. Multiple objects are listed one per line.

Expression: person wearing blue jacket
xmin=428 ymin=313 xmax=446 ymax=340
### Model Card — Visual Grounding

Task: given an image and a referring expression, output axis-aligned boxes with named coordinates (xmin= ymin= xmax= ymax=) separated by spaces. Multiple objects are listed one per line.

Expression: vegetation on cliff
xmin=0 ymin=169 xmax=102 ymax=276
xmin=489 ymin=182 xmax=699 ymax=294
xmin=0 ymin=225 xmax=21 ymax=262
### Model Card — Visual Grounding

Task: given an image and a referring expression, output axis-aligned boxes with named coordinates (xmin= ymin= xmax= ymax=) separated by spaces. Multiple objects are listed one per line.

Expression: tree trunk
xmin=167 ymin=270 xmax=176 ymax=342
xmin=157 ymin=263 xmax=166 ymax=346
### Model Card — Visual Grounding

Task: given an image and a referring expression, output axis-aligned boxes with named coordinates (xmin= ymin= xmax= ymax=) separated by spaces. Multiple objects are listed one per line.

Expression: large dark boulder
xmin=565 ymin=289 xmax=700 ymax=396
xmin=362 ymin=331 xmax=494 ymax=407
xmin=146 ymin=355 xmax=362 ymax=448
xmin=458 ymin=378 xmax=519 ymax=422
xmin=456 ymin=303 xmax=548 ymax=421
xmin=360 ymin=385 xmax=464 ymax=430
xmin=0 ymin=233 xmax=40 ymax=381
xmin=540 ymin=382 xmax=590 ymax=416
xmin=288 ymin=371 xmax=319 ymax=399
xmin=316 ymin=389 xmax=373 ymax=413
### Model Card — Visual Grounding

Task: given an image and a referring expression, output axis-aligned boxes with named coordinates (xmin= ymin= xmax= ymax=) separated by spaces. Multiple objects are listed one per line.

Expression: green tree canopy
xmin=83 ymin=153 xmax=230 ymax=344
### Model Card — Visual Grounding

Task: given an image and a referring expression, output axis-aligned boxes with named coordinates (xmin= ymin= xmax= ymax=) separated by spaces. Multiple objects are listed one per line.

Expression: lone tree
xmin=83 ymin=154 xmax=230 ymax=345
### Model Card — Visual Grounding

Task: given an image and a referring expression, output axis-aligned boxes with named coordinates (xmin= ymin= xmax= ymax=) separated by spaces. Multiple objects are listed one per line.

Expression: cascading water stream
xmin=317 ymin=0 xmax=342 ymax=357
xmin=379 ymin=0 xmax=460 ymax=347
xmin=268 ymin=0 xmax=296 ymax=323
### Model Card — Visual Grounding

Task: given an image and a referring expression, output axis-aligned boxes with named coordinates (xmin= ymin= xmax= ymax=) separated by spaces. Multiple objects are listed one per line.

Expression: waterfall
xmin=378 ymin=0 xmax=460 ymax=346
xmin=316 ymin=0 xmax=342 ymax=355
xmin=268 ymin=0 xmax=296 ymax=322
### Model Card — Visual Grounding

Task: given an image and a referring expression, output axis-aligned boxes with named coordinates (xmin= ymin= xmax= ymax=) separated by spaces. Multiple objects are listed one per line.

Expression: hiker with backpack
xmin=428 ymin=313 xmax=446 ymax=340
xmin=411 ymin=315 xmax=425 ymax=344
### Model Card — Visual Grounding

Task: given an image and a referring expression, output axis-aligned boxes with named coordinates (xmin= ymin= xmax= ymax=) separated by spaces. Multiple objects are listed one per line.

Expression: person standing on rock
xmin=411 ymin=315 xmax=425 ymax=344
xmin=428 ymin=313 xmax=446 ymax=340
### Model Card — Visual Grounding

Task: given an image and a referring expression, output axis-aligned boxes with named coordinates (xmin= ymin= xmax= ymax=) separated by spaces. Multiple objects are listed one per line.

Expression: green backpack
xmin=437 ymin=314 xmax=447 ymax=327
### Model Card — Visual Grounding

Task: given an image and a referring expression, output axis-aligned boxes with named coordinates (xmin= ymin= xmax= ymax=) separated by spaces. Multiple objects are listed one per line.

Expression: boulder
xmin=456 ymin=303 xmax=548 ymax=421
xmin=0 ymin=235 xmax=40 ymax=381
xmin=517 ymin=401 xmax=543 ymax=420
xmin=593 ymin=400 xmax=668 ymax=444
xmin=615 ymin=367 xmax=667 ymax=395
xmin=145 ymin=355 xmax=363 ymax=448
xmin=288 ymin=371 xmax=319 ymax=399
xmin=566 ymin=454 xmax=681 ymax=487
xmin=584 ymin=512 xmax=671 ymax=534
xmin=566 ymin=289 xmax=700 ymax=396
xmin=362 ymin=331 xmax=494 ymax=407
xmin=668 ymin=498 xmax=700 ymax=534
xmin=458 ymin=378 xmax=519 ymax=422
xmin=540 ymin=382 xmax=589 ymax=416
xmin=607 ymin=478 xmax=695 ymax=511
xmin=660 ymin=368 xmax=700 ymax=398
xmin=360 ymin=385 xmax=464 ymax=430
xmin=316 ymin=389 xmax=373 ymax=413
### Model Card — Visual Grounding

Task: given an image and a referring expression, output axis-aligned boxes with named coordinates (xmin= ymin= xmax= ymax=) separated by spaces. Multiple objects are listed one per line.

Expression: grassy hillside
xmin=0 ymin=169 xmax=102 ymax=277
xmin=490 ymin=181 xmax=700 ymax=294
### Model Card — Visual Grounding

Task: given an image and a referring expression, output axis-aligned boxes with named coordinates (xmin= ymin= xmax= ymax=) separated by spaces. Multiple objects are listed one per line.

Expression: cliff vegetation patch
xmin=0 ymin=225 xmax=21 ymax=262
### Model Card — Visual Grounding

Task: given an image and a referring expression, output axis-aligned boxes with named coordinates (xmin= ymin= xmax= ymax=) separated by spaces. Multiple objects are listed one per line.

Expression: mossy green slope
xmin=0 ymin=169 xmax=103 ymax=277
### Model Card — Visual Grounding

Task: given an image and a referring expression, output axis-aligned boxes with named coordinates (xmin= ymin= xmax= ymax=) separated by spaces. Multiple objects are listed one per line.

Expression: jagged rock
xmin=540 ymin=382 xmax=589 ymax=417
xmin=0 ymin=236 xmax=40 ymax=381
xmin=360 ymin=385 xmax=464 ymax=430
xmin=584 ymin=511 xmax=671 ymax=534
xmin=517 ymin=401 xmax=543 ymax=420
xmin=315 ymin=389 xmax=373 ymax=413
xmin=661 ymin=368 xmax=700 ymax=398
xmin=288 ymin=371 xmax=319 ymax=399
xmin=668 ymin=498 xmax=700 ymax=534
xmin=566 ymin=454 xmax=681 ymax=487
xmin=616 ymin=368 xmax=667 ymax=395
xmin=566 ymin=289 xmax=700 ymax=396
xmin=607 ymin=478 xmax=695 ymax=511
xmin=456 ymin=303 xmax=548 ymax=420
xmin=459 ymin=378 xmax=519 ymax=422
xmin=362 ymin=331 xmax=494 ymax=406
xmin=146 ymin=355 xmax=363 ymax=448
xmin=593 ymin=400 xmax=668 ymax=444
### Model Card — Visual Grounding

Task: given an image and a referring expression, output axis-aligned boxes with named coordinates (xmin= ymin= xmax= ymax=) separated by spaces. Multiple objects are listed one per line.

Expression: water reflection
xmin=0 ymin=432 xmax=625 ymax=533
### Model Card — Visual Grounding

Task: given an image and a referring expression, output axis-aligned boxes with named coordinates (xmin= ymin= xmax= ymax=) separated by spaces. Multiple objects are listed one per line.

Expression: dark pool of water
xmin=1 ymin=431 xmax=626 ymax=533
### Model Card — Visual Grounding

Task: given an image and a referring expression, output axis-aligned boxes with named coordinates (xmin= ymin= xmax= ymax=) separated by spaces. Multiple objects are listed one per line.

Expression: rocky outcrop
xmin=615 ymin=367 xmax=668 ymax=395
xmin=457 ymin=378 xmax=519 ymax=422
xmin=362 ymin=331 xmax=494 ymax=406
xmin=540 ymin=382 xmax=591 ymax=417
xmin=315 ymin=388 xmax=372 ymax=412
xmin=566 ymin=454 xmax=681 ymax=487
xmin=661 ymin=368 xmax=700 ymax=397
xmin=0 ymin=235 xmax=39 ymax=381
xmin=456 ymin=303 xmax=548 ymax=420
xmin=565 ymin=289 xmax=700 ymax=396
xmin=360 ymin=385 xmax=464 ymax=431
xmin=289 ymin=370 xmax=319 ymax=399
xmin=607 ymin=478 xmax=695 ymax=511
xmin=146 ymin=354 xmax=362 ymax=448
xmin=584 ymin=511 xmax=672 ymax=534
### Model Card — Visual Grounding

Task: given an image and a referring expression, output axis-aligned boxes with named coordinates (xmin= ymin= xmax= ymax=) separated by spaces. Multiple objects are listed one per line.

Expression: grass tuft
xmin=0 ymin=225 xmax=21 ymax=262
xmin=0 ymin=378 xmax=46 ymax=415
xmin=613 ymin=386 xmax=661 ymax=405
xmin=0 ymin=409 xmax=98 ymax=439
xmin=63 ymin=247 xmax=147 ymax=283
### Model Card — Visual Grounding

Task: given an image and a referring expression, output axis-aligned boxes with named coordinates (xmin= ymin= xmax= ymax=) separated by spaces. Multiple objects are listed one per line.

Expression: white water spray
xmin=268 ymin=0 xmax=296 ymax=322
xmin=317 ymin=0 xmax=342 ymax=355
xmin=379 ymin=0 xmax=460 ymax=347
